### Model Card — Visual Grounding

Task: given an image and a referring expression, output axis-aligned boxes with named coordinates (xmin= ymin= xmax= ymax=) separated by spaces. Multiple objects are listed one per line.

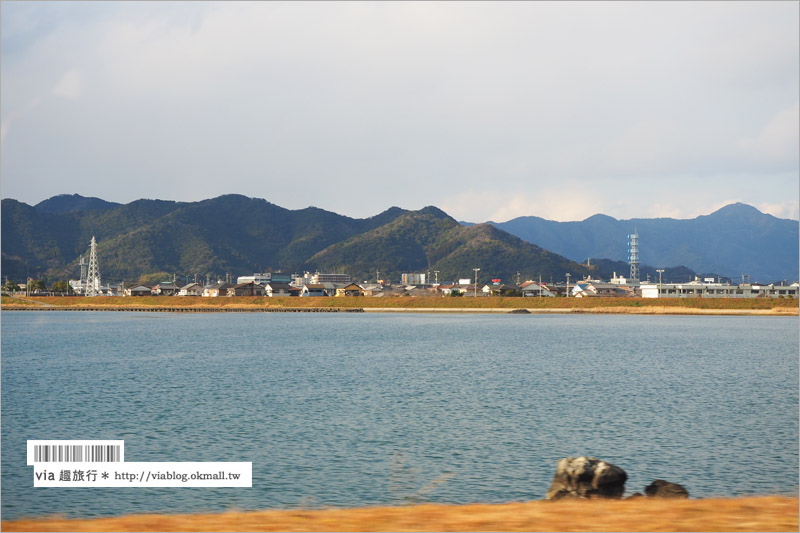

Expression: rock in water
xmin=644 ymin=479 xmax=689 ymax=499
xmin=545 ymin=456 xmax=627 ymax=500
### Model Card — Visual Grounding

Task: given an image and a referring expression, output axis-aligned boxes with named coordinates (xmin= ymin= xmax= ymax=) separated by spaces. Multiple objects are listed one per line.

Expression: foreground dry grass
xmin=2 ymin=295 xmax=798 ymax=315
xmin=3 ymin=497 xmax=797 ymax=532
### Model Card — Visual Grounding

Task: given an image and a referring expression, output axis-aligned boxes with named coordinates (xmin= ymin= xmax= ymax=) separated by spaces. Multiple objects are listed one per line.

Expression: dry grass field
xmin=3 ymin=496 xmax=798 ymax=532
xmin=2 ymin=295 xmax=797 ymax=314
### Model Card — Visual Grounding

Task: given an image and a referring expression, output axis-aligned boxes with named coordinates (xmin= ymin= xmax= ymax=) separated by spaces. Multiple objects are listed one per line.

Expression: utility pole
xmin=473 ymin=268 xmax=480 ymax=298
xmin=434 ymin=270 xmax=439 ymax=285
xmin=656 ymin=269 xmax=664 ymax=298
xmin=566 ymin=273 xmax=571 ymax=297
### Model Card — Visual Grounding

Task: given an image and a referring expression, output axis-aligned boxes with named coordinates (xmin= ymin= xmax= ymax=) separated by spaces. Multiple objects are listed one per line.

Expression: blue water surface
xmin=1 ymin=311 xmax=797 ymax=519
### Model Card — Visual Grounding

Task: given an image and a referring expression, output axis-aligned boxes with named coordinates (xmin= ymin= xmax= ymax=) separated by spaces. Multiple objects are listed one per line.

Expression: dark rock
xmin=545 ymin=456 xmax=627 ymax=500
xmin=644 ymin=479 xmax=689 ymax=499
xmin=509 ymin=308 xmax=530 ymax=314
xmin=626 ymin=492 xmax=644 ymax=499
xmin=547 ymin=489 xmax=581 ymax=502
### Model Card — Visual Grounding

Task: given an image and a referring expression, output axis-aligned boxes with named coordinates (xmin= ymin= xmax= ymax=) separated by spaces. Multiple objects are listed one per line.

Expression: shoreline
xmin=2 ymin=305 xmax=797 ymax=316
xmin=3 ymin=295 xmax=797 ymax=316
xmin=3 ymin=496 xmax=798 ymax=532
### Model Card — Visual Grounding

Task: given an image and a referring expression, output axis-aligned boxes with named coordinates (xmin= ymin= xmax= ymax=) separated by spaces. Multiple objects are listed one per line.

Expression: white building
xmin=178 ymin=283 xmax=204 ymax=296
xmin=401 ymin=273 xmax=426 ymax=285
xmin=609 ymin=272 xmax=628 ymax=285
xmin=519 ymin=281 xmax=555 ymax=297
xmin=313 ymin=273 xmax=351 ymax=284
xmin=69 ymin=279 xmax=85 ymax=295
xmin=572 ymin=282 xmax=634 ymax=298
xmin=296 ymin=272 xmax=351 ymax=285
xmin=641 ymin=280 xmax=799 ymax=298
xmin=237 ymin=272 xmax=293 ymax=285
xmin=237 ymin=273 xmax=272 ymax=285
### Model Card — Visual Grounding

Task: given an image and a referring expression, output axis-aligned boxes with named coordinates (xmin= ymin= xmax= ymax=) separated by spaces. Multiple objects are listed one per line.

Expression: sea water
xmin=1 ymin=311 xmax=797 ymax=519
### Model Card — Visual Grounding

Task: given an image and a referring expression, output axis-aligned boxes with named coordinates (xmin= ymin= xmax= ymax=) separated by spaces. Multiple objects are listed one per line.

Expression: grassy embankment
xmin=1 ymin=295 xmax=797 ymax=314
xmin=3 ymin=496 xmax=797 ymax=532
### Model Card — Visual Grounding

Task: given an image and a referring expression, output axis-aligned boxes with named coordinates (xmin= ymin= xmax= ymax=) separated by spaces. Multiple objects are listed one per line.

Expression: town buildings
xmin=641 ymin=279 xmax=799 ymax=299
xmin=37 ymin=270 xmax=797 ymax=300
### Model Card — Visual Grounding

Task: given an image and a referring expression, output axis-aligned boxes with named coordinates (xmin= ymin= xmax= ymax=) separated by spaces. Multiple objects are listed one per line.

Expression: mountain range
xmin=1 ymin=194 xmax=795 ymax=285
xmin=1 ymin=194 xmax=594 ymax=285
xmin=486 ymin=203 xmax=798 ymax=283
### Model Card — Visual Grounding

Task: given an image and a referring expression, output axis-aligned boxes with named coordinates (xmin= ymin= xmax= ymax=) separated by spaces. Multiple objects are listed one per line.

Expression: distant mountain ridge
xmin=1 ymin=194 xmax=594 ymax=284
xmin=35 ymin=193 xmax=121 ymax=214
xmin=487 ymin=203 xmax=799 ymax=282
xmin=2 ymin=194 xmax=792 ymax=284
xmin=308 ymin=206 xmax=592 ymax=282
xmin=1 ymin=195 xmax=408 ymax=284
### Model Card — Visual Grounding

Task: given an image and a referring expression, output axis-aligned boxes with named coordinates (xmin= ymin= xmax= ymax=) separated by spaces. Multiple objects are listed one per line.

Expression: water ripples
xmin=2 ymin=312 xmax=797 ymax=519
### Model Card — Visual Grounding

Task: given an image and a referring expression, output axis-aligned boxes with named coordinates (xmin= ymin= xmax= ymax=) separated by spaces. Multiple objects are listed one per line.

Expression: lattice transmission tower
xmin=85 ymin=236 xmax=101 ymax=297
xmin=628 ymin=229 xmax=640 ymax=285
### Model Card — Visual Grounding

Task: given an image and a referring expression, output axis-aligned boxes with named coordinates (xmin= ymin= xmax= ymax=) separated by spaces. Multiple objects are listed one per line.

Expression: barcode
xmin=32 ymin=444 xmax=121 ymax=463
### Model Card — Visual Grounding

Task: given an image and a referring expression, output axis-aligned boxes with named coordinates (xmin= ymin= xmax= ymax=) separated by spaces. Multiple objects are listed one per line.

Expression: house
xmin=227 ymin=281 xmax=266 ymax=297
xmin=335 ymin=283 xmax=363 ymax=297
xmin=177 ymin=283 xmax=204 ymax=296
xmin=152 ymin=281 xmax=179 ymax=296
xmin=549 ymin=284 xmax=570 ymax=297
xmin=462 ymin=284 xmax=487 ymax=296
xmin=124 ymin=285 xmax=152 ymax=297
xmin=203 ymin=282 xmax=233 ymax=297
xmin=265 ymin=282 xmax=293 ymax=297
xmin=572 ymin=282 xmax=634 ymax=298
xmin=321 ymin=282 xmax=339 ymax=297
xmin=301 ymin=284 xmax=327 ymax=297
xmin=487 ymin=283 xmax=520 ymax=296
xmin=437 ymin=284 xmax=458 ymax=296
xmin=98 ymin=284 xmax=121 ymax=296
xmin=520 ymin=281 xmax=555 ymax=297
xmin=359 ymin=283 xmax=383 ymax=297
xmin=405 ymin=286 xmax=434 ymax=297
xmin=381 ymin=285 xmax=410 ymax=297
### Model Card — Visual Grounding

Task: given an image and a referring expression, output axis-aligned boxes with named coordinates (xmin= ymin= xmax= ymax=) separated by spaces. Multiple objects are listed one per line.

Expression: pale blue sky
xmin=2 ymin=1 xmax=798 ymax=222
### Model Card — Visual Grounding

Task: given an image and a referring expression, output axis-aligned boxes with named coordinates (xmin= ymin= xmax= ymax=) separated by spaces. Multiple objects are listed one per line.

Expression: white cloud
xmin=0 ymin=2 xmax=797 ymax=223
xmin=738 ymin=103 xmax=800 ymax=165
xmin=52 ymin=68 xmax=84 ymax=99
xmin=757 ymin=202 xmax=800 ymax=220
xmin=0 ymin=95 xmax=42 ymax=147
xmin=646 ymin=204 xmax=686 ymax=219
xmin=441 ymin=189 xmax=606 ymax=223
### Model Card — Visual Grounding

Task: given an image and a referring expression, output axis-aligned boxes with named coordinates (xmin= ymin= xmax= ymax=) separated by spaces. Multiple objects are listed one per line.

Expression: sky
xmin=1 ymin=1 xmax=798 ymax=222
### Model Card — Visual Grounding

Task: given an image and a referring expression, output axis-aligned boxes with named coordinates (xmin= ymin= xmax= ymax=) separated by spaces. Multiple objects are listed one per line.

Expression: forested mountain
xmin=1 ymin=194 xmax=593 ymax=285
xmin=34 ymin=193 xmax=121 ymax=214
xmin=308 ymin=206 xmax=593 ymax=282
xmin=1 ymin=195 xmax=406 ymax=284
xmin=489 ymin=203 xmax=799 ymax=282
xmin=2 ymin=194 xmax=786 ymax=285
